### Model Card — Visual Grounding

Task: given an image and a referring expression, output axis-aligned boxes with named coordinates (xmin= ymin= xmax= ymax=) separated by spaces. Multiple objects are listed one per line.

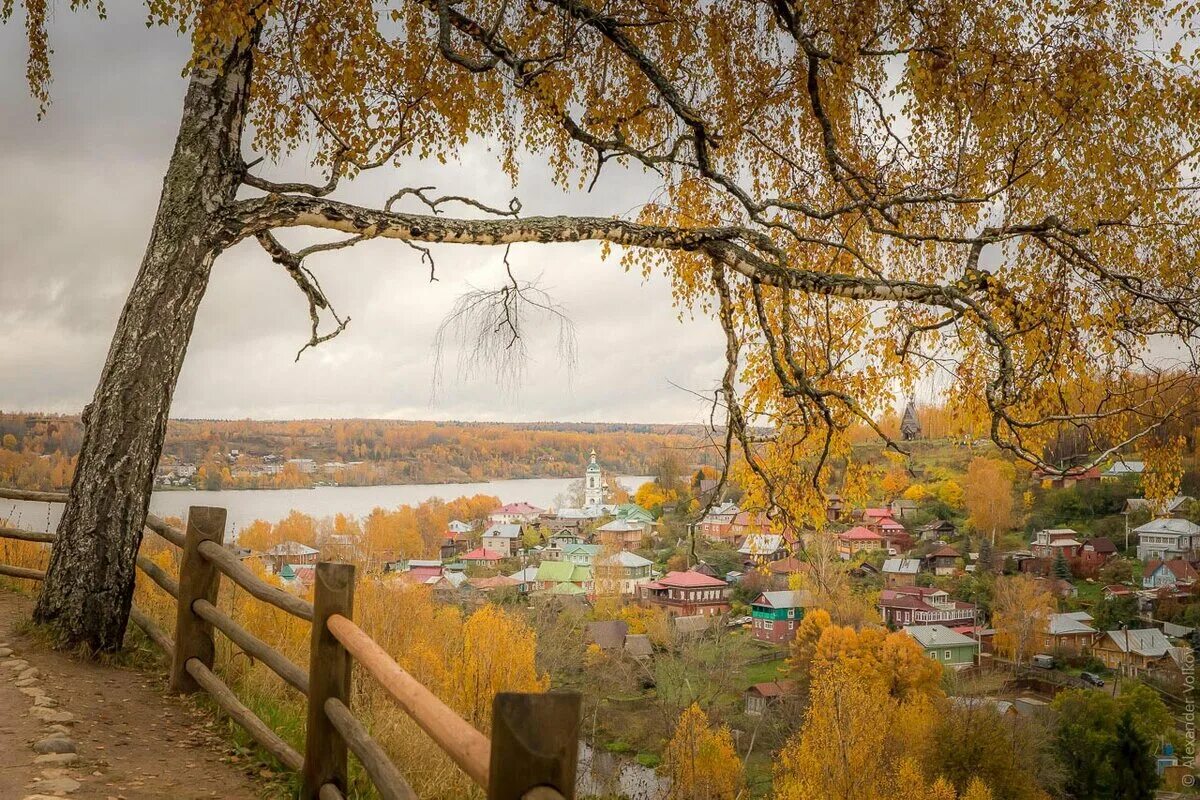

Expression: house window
xmin=944 ymin=650 xmax=952 ymax=660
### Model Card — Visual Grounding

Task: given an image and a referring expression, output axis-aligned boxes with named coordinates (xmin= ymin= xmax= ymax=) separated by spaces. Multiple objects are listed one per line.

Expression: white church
xmin=584 ymin=448 xmax=607 ymax=506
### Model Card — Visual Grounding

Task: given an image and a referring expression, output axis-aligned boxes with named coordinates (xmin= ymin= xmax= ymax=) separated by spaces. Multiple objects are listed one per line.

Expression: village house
xmin=1143 ymin=558 xmax=1199 ymax=589
xmin=286 ymin=457 xmax=317 ymax=474
xmin=459 ymin=547 xmax=504 ymax=568
xmin=1101 ymin=459 xmax=1145 ymax=481
xmin=882 ymin=558 xmax=921 ymax=587
xmin=697 ymin=502 xmax=740 ymax=542
xmin=738 ymin=533 xmax=787 ymax=567
xmin=561 ymin=542 xmax=601 ymax=567
xmin=448 ymin=519 xmax=473 ymax=535
xmin=1125 ymin=495 xmax=1194 ymax=518
xmin=1076 ymin=537 xmax=1117 ymax=575
xmin=468 ymin=575 xmax=521 ymax=594
xmin=639 ymin=570 xmax=731 ymax=617
xmin=860 ymin=507 xmax=892 ymax=526
xmin=878 ymin=519 xmax=914 ymax=553
xmin=890 ymin=497 xmax=920 ymax=520
xmin=403 ymin=559 xmax=444 ymax=582
xmin=744 ymin=680 xmax=798 ymax=715
xmin=903 ymin=624 xmax=980 ymax=669
xmin=594 ymin=551 xmax=654 ymax=595
xmin=489 ymin=502 xmax=545 ymax=525
xmin=766 ymin=556 xmax=810 ymax=589
xmin=595 ymin=518 xmax=648 ymax=550
xmin=825 ymin=495 xmax=845 ymax=522
xmin=481 ymin=523 xmax=523 ymax=558
xmin=879 ymin=586 xmax=976 ymax=628
xmin=507 ymin=566 xmax=539 ymax=595
xmin=917 ymin=519 xmax=956 ymax=542
xmin=614 ymin=503 xmax=656 ymax=525
xmin=1135 ymin=517 xmax=1200 ymax=562
xmin=440 ymin=530 xmax=471 ymax=561
xmin=750 ymin=590 xmax=813 ymax=643
xmin=585 ymin=620 xmax=630 ymax=651
xmin=729 ymin=510 xmax=772 ymax=539
xmin=925 ymin=544 xmax=961 ymax=576
xmin=535 ymin=560 xmax=594 ymax=594
xmin=1043 ymin=611 xmax=1097 ymax=656
xmin=542 ymin=530 xmax=585 ymax=560
xmin=1031 ymin=528 xmax=1083 ymax=559
xmin=1103 ymin=584 xmax=1136 ymax=601
xmin=1093 ymin=628 xmax=1176 ymax=676
xmin=837 ymin=526 xmax=885 ymax=559
xmin=263 ymin=540 xmax=319 ymax=571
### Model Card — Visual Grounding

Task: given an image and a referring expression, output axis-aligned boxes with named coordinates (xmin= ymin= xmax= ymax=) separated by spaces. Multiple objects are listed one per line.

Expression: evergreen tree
xmin=1053 ymin=550 xmax=1072 ymax=580
xmin=978 ymin=537 xmax=994 ymax=573
xmin=1111 ymin=709 xmax=1159 ymax=800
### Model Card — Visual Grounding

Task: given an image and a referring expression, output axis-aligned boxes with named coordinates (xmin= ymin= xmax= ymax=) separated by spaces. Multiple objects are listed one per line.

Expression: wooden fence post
xmin=302 ymin=561 xmax=356 ymax=799
xmin=489 ymin=692 xmax=581 ymax=800
xmin=169 ymin=506 xmax=227 ymax=694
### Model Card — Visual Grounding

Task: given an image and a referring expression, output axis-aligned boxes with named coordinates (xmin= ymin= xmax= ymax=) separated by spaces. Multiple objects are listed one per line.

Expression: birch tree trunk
xmin=33 ymin=37 xmax=255 ymax=652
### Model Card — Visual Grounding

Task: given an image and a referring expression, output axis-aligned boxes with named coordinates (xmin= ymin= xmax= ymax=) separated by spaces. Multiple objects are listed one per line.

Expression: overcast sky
xmin=0 ymin=6 xmax=730 ymax=425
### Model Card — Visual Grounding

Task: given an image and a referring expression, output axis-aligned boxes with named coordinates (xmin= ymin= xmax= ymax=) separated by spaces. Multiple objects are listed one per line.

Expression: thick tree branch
xmin=226 ymin=194 xmax=986 ymax=306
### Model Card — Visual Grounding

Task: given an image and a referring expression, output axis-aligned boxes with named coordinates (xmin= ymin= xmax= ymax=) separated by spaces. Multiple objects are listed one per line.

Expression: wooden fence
xmin=0 ymin=489 xmax=580 ymax=800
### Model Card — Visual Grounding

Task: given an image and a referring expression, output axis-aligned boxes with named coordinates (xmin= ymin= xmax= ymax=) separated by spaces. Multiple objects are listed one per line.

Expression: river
xmin=0 ymin=475 xmax=654 ymax=538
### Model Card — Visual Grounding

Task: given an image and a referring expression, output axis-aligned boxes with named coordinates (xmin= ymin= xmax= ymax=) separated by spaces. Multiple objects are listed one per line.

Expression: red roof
xmin=1144 ymin=559 xmax=1199 ymax=582
xmin=747 ymin=680 xmax=797 ymax=698
xmin=927 ymin=544 xmax=960 ymax=557
xmin=408 ymin=565 xmax=443 ymax=580
xmin=839 ymin=526 xmax=884 ymax=541
xmin=862 ymin=508 xmax=892 ymax=520
xmin=767 ymin=556 xmax=809 ymax=575
xmin=461 ymin=547 xmax=504 ymax=561
xmin=656 ymin=570 xmax=728 ymax=588
xmin=878 ymin=517 xmax=905 ymax=530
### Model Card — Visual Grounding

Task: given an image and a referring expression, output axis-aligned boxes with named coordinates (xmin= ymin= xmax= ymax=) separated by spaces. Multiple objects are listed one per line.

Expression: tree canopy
xmin=11 ymin=0 xmax=1200 ymax=531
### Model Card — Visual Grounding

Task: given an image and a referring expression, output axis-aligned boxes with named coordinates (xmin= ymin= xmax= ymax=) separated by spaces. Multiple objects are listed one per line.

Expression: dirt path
xmin=0 ymin=590 xmax=270 ymax=799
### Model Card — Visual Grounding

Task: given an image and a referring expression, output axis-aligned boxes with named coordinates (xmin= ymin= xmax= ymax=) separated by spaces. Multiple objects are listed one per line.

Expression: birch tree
xmin=8 ymin=0 xmax=1200 ymax=650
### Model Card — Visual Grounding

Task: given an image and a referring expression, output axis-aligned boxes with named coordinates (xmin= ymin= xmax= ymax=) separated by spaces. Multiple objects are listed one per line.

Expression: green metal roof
xmin=536 ymin=560 xmax=592 ymax=583
xmin=616 ymin=503 xmax=655 ymax=523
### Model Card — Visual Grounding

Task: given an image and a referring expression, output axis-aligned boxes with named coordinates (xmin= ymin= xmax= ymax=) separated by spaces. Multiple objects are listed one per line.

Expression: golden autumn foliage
xmin=964 ymin=458 xmax=1016 ymax=541
xmin=662 ymin=704 xmax=743 ymax=800
xmin=774 ymin=663 xmax=991 ymax=800
xmin=633 ymin=480 xmax=679 ymax=512
xmin=788 ymin=613 xmax=944 ymax=704
xmin=992 ymin=574 xmax=1055 ymax=667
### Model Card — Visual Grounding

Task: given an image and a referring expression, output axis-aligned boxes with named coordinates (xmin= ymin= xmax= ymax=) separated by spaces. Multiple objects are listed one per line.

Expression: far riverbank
xmin=1 ymin=475 xmax=654 ymax=538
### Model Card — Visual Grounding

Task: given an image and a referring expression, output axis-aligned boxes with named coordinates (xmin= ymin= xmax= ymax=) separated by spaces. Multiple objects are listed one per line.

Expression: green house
xmin=903 ymin=624 xmax=979 ymax=668
xmin=535 ymin=560 xmax=593 ymax=593
xmin=750 ymin=590 xmax=813 ymax=643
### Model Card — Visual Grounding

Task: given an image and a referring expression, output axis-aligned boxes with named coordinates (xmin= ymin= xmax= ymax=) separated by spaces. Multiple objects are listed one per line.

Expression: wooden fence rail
xmin=0 ymin=492 xmax=579 ymax=799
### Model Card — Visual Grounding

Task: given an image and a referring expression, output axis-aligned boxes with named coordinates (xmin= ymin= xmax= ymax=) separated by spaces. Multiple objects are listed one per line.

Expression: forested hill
xmin=0 ymin=413 xmax=715 ymax=491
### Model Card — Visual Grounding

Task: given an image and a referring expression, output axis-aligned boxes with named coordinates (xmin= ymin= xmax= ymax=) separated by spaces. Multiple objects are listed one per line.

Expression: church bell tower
xmin=584 ymin=449 xmax=604 ymax=506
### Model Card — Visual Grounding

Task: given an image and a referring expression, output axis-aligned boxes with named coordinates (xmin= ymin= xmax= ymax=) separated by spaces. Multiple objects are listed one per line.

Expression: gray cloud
xmin=0 ymin=6 xmax=724 ymax=425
